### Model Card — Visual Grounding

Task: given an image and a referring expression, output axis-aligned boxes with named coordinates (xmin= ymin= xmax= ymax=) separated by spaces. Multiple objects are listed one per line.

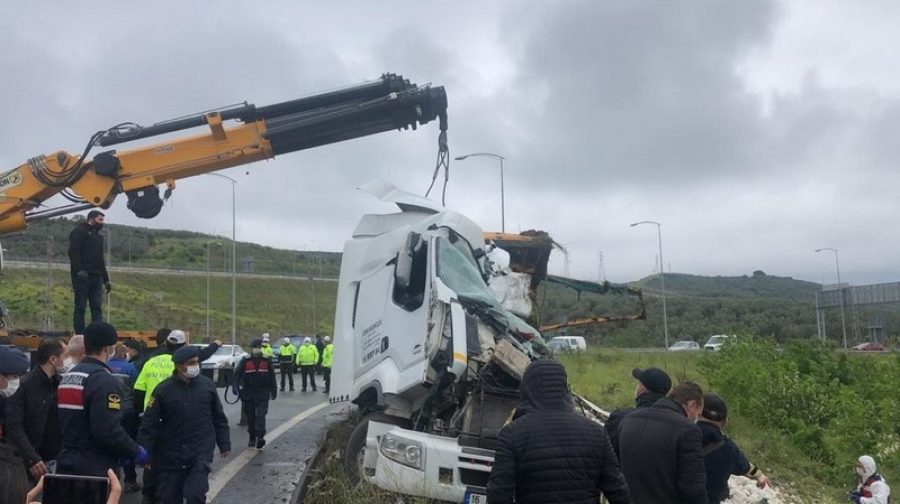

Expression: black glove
xmin=104 ymin=282 xmax=112 ymax=294
xmin=76 ymin=270 xmax=89 ymax=281
xmin=271 ymin=391 xmax=277 ymax=401
xmin=849 ymin=490 xmax=861 ymax=504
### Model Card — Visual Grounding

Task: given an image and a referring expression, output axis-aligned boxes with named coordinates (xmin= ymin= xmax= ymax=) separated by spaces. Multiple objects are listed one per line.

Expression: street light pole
xmin=630 ymin=220 xmax=668 ymax=349
xmin=205 ymin=241 xmax=222 ymax=340
xmin=205 ymin=173 xmax=238 ymax=346
xmin=454 ymin=152 xmax=505 ymax=233
xmin=815 ymin=247 xmax=848 ymax=352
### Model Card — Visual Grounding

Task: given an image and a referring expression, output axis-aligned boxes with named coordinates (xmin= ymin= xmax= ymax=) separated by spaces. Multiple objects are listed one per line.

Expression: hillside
xmin=0 ymin=268 xmax=336 ymax=343
xmin=1 ymin=217 xmax=341 ymax=277
xmin=4 ymin=221 xmax=897 ymax=347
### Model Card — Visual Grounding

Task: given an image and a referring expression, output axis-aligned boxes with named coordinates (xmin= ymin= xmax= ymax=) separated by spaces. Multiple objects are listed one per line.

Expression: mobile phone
xmin=43 ymin=473 xmax=109 ymax=504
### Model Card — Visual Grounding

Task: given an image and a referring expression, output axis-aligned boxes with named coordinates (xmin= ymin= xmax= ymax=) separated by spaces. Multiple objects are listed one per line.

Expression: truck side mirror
xmin=395 ymin=232 xmax=422 ymax=289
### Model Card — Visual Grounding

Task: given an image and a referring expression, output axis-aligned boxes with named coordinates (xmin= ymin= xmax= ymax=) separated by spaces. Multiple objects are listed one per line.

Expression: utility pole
xmin=44 ymin=234 xmax=53 ymax=330
xmin=597 ymin=251 xmax=606 ymax=283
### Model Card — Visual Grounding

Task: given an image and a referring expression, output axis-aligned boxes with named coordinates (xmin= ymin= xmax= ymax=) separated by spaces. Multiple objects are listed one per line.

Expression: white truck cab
xmin=330 ymin=182 xmax=551 ymax=502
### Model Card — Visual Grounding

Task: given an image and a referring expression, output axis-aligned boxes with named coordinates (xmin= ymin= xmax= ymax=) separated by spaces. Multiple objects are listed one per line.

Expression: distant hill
xmin=634 ymin=271 xmax=820 ymax=302
xmin=1 ymin=217 xmax=341 ymax=277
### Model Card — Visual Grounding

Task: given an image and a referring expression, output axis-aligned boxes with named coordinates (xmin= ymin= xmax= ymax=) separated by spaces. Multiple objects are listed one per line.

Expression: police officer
xmin=260 ymin=333 xmax=274 ymax=358
xmin=0 ymin=345 xmax=31 ymax=504
xmin=138 ymin=346 xmax=231 ymax=504
xmin=278 ymin=337 xmax=297 ymax=392
xmin=133 ymin=330 xmax=220 ymax=504
xmin=56 ymin=321 xmax=149 ymax=477
xmin=233 ymin=339 xmax=277 ymax=449
xmin=296 ymin=337 xmax=319 ymax=392
xmin=321 ymin=336 xmax=334 ymax=394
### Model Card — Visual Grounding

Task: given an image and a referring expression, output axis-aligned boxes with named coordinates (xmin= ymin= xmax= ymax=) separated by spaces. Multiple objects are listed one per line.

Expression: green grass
xmin=558 ymin=348 xmax=895 ymax=503
xmin=0 ymin=268 xmax=336 ymax=342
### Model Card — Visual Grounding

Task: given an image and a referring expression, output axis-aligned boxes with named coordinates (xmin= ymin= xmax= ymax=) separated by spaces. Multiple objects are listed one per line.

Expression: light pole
xmin=815 ymin=247 xmax=848 ymax=352
xmin=454 ymin=152 xmax=505 ymax=233
xmin=205 ymin=173 xmax=237 ymax=346
xmin=630 ymin=220 xmax=668 ymax=349
xmin=205 ymin=241 xmax=222 ymax=340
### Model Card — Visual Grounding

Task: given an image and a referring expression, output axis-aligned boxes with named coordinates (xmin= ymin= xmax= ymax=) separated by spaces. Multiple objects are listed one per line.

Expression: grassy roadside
xmin=557 ymin=348 xmax=890 ymax=504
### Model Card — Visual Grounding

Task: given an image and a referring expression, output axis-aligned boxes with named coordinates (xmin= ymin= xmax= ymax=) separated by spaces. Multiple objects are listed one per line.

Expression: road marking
xmin=207 ymin=401 xmax=331 ymax=501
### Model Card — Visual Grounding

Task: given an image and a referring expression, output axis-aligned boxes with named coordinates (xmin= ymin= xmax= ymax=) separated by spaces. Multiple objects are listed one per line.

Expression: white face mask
xmin=186 ymin=365 xmax=201 ymax=379
xmin=60 ymin=357 xmax=76 ymax=374
xmin=1 ymin=376 xmax=20 ymax=398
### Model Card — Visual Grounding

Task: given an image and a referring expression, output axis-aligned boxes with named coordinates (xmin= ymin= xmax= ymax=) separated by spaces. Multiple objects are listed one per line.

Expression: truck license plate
xmin=465 ymin=492 xmax=487 ymax=504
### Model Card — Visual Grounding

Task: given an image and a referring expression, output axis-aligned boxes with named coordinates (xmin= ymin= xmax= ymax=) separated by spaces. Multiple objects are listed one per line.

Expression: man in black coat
xmin=0 ymin=345 xmax=31 ymax=504
xmin=69 ymin=210 xmax=110 ymax=333
xmin=699 ymin=394 xmax=769 ymax=504
xmin=138 ymin=345 xmax=231 ymax=504
xmin=486 ymin=359 xmax=631 ymax=504
xmin=6 ymin=337 xmax=67 ymax=482
xmin=618 ymin=381 xmax=708 ymax=504
xmin=233 ymin=338 xmax=277 ymax=449
xmin=605 ymin=367 xmax=672 ymax=456
xmin=57 ymin=321 xmax=149 ymax=477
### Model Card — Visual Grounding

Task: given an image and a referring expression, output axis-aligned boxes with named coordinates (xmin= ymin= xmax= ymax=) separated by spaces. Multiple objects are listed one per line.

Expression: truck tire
xmin=343 ymin=412 xmax=410 ymax=485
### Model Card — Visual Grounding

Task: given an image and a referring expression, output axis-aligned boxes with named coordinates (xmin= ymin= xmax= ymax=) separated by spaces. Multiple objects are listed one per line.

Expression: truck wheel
xmin=343 ymin=412 xmax=410 ymax=485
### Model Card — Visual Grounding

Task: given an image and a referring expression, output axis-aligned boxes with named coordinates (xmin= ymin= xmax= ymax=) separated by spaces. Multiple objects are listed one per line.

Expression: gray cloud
xmin=2 ymin=1 xmax=899 ymax=287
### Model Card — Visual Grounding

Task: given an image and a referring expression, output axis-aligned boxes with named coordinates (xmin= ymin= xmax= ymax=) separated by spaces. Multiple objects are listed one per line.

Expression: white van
xmin=549 ymin=335 xmax=587 ymax=352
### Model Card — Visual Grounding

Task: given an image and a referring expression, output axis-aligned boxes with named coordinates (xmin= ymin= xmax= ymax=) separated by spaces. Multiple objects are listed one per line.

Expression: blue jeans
xmin=72 ymin=272 xmax=104 ymax=333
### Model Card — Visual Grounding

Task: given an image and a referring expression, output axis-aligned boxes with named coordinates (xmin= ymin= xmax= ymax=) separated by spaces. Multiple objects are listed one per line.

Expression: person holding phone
xmin=138 ymin=345 xmax=231 ymax=504
xmin=26 ymin=468 xmax=122 ymax=504
xmin=56 ymin=322 xmax=149 ymax=477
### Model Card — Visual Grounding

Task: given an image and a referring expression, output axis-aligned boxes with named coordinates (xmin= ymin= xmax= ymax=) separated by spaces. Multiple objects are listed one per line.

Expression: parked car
xmin=549 ymin=335 xmax=587 ymax=352
xmin=704 ymin=334 xmax=735 ymax=351
xmin=852 ymin=342 xmax=885 ymax=352
xmin=547 ymin=339 xmax=570 ymax=353
xmin=668 ymin=340 xmax=700 ymax=352
xmin=192 ymin=343 xmax=249 ymax=386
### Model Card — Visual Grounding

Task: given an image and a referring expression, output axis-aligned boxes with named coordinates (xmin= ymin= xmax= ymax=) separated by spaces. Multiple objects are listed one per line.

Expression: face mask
xmin=186 ymin=365 xmax=201 ymax=379
xmin=1 ymin=377 xmax=20 ymax=398
xmin=60 ymin=357 xmax=76 ymax=374
xmin=93 ymin=221 xmax=104 ymax=231
xmin=856 ymin=466 xmax=867 ymax=478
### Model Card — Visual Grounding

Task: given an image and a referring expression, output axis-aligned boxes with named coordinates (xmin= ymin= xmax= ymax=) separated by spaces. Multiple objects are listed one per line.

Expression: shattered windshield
xmin=436 ymin=237 xmax=548 ymax=354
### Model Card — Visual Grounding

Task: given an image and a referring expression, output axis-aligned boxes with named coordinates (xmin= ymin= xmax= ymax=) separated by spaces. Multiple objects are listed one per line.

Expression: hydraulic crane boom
xmin=0 ymin=73 xmax=447 ymax=235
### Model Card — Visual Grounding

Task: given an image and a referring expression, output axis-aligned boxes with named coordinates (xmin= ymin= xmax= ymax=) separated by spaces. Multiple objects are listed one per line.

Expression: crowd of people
xmin=486 ymin=360 xmax=891 ymax=504
xmin=0 ymin=323 xmax=336 ymax=504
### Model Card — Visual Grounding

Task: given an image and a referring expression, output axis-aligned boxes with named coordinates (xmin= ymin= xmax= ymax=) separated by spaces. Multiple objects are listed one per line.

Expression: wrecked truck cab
xmin=330 ymin=182 xmax=550 ymax=501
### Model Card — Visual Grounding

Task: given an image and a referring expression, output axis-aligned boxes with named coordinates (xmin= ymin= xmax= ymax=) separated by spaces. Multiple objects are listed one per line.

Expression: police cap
xmin=172 ymin=345 xmax=200 ymax=364
xmin=0 ymin=346 xmax=30 ymax=375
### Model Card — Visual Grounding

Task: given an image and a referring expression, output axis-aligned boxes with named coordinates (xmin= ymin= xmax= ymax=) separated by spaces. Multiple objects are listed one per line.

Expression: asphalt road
xmin=120 ymin=376 xmax=341 ymax=504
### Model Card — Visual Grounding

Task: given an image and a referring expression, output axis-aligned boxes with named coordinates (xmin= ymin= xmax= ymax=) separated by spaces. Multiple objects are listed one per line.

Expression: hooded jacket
xmin=856 ymin=455 xmax=891 ymax=504
xmin=486 ymin=359 xmax=631 ymax=504
xmin=618 ymin=397 xmax=707 ymax=504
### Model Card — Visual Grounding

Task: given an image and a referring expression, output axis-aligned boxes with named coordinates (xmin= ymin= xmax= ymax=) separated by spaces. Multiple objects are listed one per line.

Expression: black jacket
xmin=618 ymin=398 xmax=708 ymax=504
xmin=486 ymin=360 xmax=631 ymax=504
xmin=138 ymin=374 xmax=230 ymax=471
xmin=234 ymin=355 xmax=277 ymax=401
xmin=5 ymin=367 xmax=61 ymax=467
xmin=56 ymin=358 xmax=140 ymax=476
xmin=698 ymin=420 xmax=750 ymax=504
xmin=68 ymin=222 xmax=108 ymax=282
xmin=605 ymin=391 xmax=666 ymax=457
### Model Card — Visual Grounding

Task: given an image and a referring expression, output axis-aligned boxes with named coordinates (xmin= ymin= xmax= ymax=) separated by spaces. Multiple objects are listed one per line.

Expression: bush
xmin=700 ymin=338 xmax=900 ymax=488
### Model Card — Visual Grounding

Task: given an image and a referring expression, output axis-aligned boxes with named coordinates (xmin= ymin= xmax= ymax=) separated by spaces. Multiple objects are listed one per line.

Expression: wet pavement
xmin=121 ymin=380 xmax=346 ymax=504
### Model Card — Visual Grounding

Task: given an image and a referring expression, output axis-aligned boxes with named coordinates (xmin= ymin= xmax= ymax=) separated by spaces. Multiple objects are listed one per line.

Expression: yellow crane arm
xmin=0 ymin=73 xmax=448 ymax=235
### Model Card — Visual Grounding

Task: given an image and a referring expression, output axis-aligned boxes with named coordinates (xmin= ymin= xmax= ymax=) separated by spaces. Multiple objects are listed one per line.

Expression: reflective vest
xmin=296 ymin=344 xmax=319 ymax=366
xmin=322 ymin=344 xmax=334 ymax=368
xmin=261 ymin=344 xmax=274 ymax=358
xmin=278 ymin=343 xmax=296 ymax=363
xmin=134 ymin=354 xmax=174 ymax=409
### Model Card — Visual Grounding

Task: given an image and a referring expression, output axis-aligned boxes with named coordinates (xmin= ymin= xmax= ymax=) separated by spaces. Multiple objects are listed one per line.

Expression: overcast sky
xmin=2 ymin=1 xmax=899 ymax=285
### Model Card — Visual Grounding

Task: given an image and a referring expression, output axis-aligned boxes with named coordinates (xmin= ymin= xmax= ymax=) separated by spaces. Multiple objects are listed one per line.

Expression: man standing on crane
xmin=68 ymin=210 xmax=110 ymax=333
